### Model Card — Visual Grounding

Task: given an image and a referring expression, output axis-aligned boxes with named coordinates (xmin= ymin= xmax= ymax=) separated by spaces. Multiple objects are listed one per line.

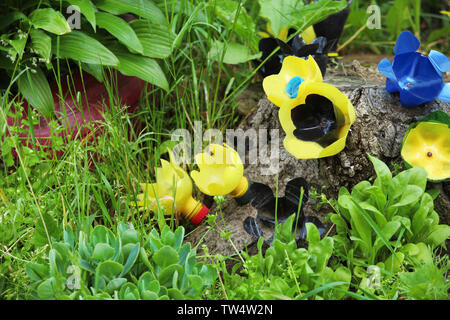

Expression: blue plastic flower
xmin=378 ymin=31 xmax=450 ymax=108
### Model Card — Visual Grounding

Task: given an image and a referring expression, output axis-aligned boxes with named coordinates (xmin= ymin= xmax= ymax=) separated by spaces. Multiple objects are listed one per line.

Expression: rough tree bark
xmin=186 ymin=67 xmax=450 ymax=258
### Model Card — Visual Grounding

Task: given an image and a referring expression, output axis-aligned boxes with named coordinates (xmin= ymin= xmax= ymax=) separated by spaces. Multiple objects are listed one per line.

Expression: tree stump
xmin=186 ymin=67 xmax=450 ymax=258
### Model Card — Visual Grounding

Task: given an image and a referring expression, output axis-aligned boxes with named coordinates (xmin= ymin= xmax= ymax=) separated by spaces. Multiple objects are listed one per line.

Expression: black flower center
xmin=291 ymin=94 xmax=339 ymax=147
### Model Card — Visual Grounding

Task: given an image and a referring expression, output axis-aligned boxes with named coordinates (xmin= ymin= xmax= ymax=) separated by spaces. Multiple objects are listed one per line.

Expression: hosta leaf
xmin=112 ymin=50 xmax=168 ymax=91
xmin=208 ymin=41 xmax=262 ymax=64
xmin=212 ymin=0 xmax=258 ymax=51
xmin=129 ymin=20 xmax=174 ymax=58
xmin=65 ymin=0 xmax=97 ymax=30
xmin=0 ymin=11 xmax=27 ymax=30
xmin=53 ymin=31 xmax=119 ymax=66
xmin=93 ymin=0 xmax=165 ymax=24
xmin=30 ymin=8 xmax=71 ymax=35
xmin=81 ymin=63 xmax=104 ymax=82
xmin=17 ymin=67 xmax=54 ymax=118
xmin=30 ymin=29 xmax=51 ymax=63
xmin=95 ymin=12 xmax=143 ymax=54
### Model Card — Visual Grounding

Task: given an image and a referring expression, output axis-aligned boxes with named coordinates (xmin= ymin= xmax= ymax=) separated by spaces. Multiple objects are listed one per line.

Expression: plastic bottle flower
xmin=401 ymin=111 xmax=450 ymax=182
xmin=190 ymin=144 xmax=249 ymax=199
xmin=134 ymin=150 xmax=209 ymax=225
xmin=258 ymin=28 xmax=334 ymax=77
xmin=378 ymin=31 xmax=450 ymax=108
xmin=263 ymin=55 xmax=356 ymax=159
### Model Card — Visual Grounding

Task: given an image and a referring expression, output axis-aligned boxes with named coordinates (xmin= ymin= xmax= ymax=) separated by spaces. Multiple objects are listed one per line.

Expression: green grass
xmin=1 ymin=0 xmax=449 ymax=300
xmin=0 ymin=0 xmax=257 ymax=299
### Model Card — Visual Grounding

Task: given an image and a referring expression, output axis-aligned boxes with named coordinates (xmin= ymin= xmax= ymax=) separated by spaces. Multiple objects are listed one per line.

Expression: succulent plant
xmin=26 ymin=223 xmax=217 ymax=300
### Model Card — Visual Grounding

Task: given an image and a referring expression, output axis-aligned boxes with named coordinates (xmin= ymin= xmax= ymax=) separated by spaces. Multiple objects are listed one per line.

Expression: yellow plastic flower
xmin=279 ymin=81 xmax=355 ymax=159
xmin=301 ymin=26 xmax=317 ymax=44
xmin=441 ymin=10 xmax=450 ymax=18
xmin=135 ymin=150 xmax=209 ymax=225
xmin=263 ymin=55 xmax=323 ymax=107
xmin=258 ymin=23 xmax=289 ymax=41
xmin=190 ymin=144 xmax=248 ymax=198
xmin=401 ymin=111 xmax=450 ymax=182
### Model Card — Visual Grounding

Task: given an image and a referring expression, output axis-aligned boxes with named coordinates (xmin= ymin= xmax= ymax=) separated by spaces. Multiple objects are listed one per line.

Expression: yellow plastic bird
xmin=190 ymin=144 xmax=249 ymax=198
xmin=134 ymin=150 xmax=209 ymax=225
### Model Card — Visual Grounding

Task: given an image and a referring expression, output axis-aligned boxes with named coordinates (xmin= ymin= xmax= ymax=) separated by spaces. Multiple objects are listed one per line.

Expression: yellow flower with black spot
xmin=263 ymin=55 xmax=355 ymax=159
xmin=190 ymin=144 xmax=249 ymax=198
xmin=263 ymin=55 xmax=323 ymax=107
xmin=134 ymin=150 xmax=209 ymax=225
xmin=401 ymin=111 xmax=450 ymax=182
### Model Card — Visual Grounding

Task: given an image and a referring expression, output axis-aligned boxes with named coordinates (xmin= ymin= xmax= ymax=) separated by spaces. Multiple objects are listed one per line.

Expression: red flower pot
xmin=4 ymin=71 xmax=146 ymax=162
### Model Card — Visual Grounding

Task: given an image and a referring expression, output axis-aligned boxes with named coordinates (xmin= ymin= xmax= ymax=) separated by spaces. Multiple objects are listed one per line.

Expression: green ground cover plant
xmin=0 ymin=0 xmax=449 ymax=301
xmin=25 ymin=223 xmax=217 ymax=299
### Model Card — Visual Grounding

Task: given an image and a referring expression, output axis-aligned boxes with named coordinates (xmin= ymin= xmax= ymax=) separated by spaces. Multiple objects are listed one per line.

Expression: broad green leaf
xmin=92 ymin=243 xmax=115 ymax=261
xmin=95 ymin=12 xmax=143 ymax=54
xmin=138 ymin=272 xmax=159 ymax=293
xmin=37 ymin=277 xmax=58 ymax=299
xmin=368 ymin=155 xmax=393 ymax=195
xmin=129 ymin=20 xmax=174 ymax=58
xmin=366 ymin=186 xmax=387 ymax=211
xmin=97 ymin=260 xmax=124 ymax=279
xmin=158 ymin=264 xmax=183 ymax=285
xmin=105 ymin=277 xmax=127 ymax=294
xmin=259 ymin=0 xmax=347 ymax=38
xmin=384 ymin=252 xmax=404 ymax=274
xmin=121 ymin=228 xmax=140 ymax=245
xmin=31 ymin=209 xmax=59 ymax=247
xmin=152 ymin=245 xmax=179 ymax=269
xmin=112 ymin=50 xmax=168 ymax=91
xmin=30 ymin=29 xmax=52 ymax=63
xmin=26 ymin=263 xmax=50 ymax=282
xmin=358 ymin=202 xmax=387 ymax=228
xmin=3 ymin=33 xmax=28 ymax=59
xmin=341 ymin=195 xmax=371 ymax=250
xmin=425 ymin=225 xmax=450 ymax=248
xmin=305 ymin=222 xmax=321 ymax=244
xmin=119 ymin=282 xmax=140 ymax=300
xmin=92 ymin=225 xmax=116 ymax=245
xmin=141 ymin=290 xmax=159 ymax=300
xmin=337 ymin=187 xmax=351 ymax=221
xmin=81 ymin=63 xmax=104 ymax=82
xmin=65 ymin=0 xmax=97 ymax=30
xmin=258 ymin=0 xmax=304 ymax=37
xmin=168 ymin=288 xmax=184 ymax=300
xmin=350 ymin=181 xmax=371 ymax=202
xmin=30 ymin=8 xmax=71 ymax=35
xmin=208 ymin=41 xmax=262 ymax=64
xmin=120 ymin=243 xmax=140 ymax=276
xmin=391 ymin=185 xmax=423 ymax=208
xmin=93 ymin=0 xmax=165 ymax=24
xmin=352 ymin=199 xmax=396 ymax=258
xmin=0 ymin=11 xmax=27 ymax=30
xmin=53 ymin=31 xmax=119 ymax=66
xmin=330 ymin=213 xmax=349 ymax=234
xmin=212 ymin=0 xmax=258 ymax=51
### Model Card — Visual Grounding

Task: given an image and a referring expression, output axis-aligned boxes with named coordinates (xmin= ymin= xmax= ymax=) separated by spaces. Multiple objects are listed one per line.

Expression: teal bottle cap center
xmin=286 ymin=76 xmax=305 ymax=99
